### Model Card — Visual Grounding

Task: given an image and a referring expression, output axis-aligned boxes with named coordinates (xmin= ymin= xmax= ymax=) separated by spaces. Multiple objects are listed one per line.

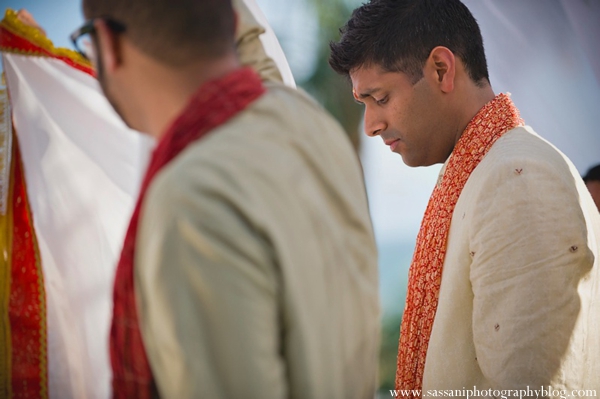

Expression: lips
xmin=383 ymin=138 xmax=401 ymax=151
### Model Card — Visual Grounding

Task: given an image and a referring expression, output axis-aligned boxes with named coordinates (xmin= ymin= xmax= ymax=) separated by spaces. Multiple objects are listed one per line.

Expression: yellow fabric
xmin=0 ymin=81 xmax=12 ymax=399
xmin=136 ymin=83 xmax=380 ymax=399
xmin=0 ymin=174 xmax=12 ymax=399
xmin=0 ymin=162 xmax=12 ymax=399
xmin=0 ymin=202 xmax=11 ymax=399
xmin=0 ymin=9 xmax=91 ymax=69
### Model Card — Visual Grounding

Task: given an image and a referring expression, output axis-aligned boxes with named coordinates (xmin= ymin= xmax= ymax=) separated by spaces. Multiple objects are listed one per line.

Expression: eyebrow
xmin=355 ymin=87 xmax=382 ymax=100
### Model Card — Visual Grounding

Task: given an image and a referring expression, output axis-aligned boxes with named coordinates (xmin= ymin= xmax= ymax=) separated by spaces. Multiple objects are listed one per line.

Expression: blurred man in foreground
xmin=74 ymin=0 xmax=379 ymax=397
xmin=330 ymin=0 xmax=600 ymax=393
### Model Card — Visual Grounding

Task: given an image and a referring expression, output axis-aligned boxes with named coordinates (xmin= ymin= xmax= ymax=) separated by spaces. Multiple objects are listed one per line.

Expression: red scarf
xmin=110 ymin=67 xmax=265 ymax=398
xmin=396 ymin=94 xmax=523 ymax=393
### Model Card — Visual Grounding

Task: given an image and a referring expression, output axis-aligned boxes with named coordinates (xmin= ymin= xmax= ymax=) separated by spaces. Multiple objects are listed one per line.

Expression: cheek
xmin=409 ymin=90 xmax=440 ymax=138
xmin=387 ymin=100 xmax=410 ymax=131
xmin=397 ymin=99 xmax=426 ymax=140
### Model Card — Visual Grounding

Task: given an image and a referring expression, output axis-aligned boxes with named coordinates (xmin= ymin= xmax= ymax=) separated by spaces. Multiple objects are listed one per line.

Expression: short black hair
xmin=329 ymin=0 xmax=489 ymax=85
xmin=83 ymin=0 xmax=236 ymax=65
xmin=583 ymin=164 xmax=600 ymax=183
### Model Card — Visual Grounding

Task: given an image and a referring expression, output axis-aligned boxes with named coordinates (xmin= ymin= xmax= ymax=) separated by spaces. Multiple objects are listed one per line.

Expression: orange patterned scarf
xmin=396 ymin=93 xmax=523 ymax=392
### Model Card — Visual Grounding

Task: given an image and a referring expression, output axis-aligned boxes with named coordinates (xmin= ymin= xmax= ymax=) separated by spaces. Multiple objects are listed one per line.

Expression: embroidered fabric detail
xmin=0 ymin=9 xmax=94 ymax=76
xmin=110 ymin=67 xmax=265 ymax=399
xmin=396 ymin=93 xmax=523 ymax=394
xmin=0 ymin=136 xmax=48 ymax=399
xmin=1 ymin=78 xmax=14 ymax=387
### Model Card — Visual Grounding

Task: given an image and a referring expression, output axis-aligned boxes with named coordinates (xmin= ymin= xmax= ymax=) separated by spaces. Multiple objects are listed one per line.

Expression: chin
xmin=401 ymin=148 xmax=450 ymax=167
xmin=400 ymin=155 xmax=437 ymax=168
xmin=399 ymin=153 xmax=421 ymax=168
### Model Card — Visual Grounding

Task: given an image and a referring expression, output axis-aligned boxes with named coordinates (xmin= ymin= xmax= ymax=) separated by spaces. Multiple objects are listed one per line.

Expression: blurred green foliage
xmin=297 ymin=0 xmax=364 ymax=149
xmin=379 ymin=314 xmax=402 ymax=390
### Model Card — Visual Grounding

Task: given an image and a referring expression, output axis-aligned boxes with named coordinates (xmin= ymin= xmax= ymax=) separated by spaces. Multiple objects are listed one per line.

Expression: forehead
xmin=349 ymin=65 xmax=412 ymax=97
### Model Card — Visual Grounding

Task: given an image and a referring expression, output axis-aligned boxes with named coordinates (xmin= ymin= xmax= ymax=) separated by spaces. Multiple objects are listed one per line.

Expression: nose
xmin=363 ymin=108 xmax=386 ymax=137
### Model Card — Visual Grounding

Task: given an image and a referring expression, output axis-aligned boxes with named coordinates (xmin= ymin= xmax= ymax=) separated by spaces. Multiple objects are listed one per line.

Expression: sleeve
xmin=135 ymin=173 xmax=287 ymax=399
xmin=469 ymin=154 xmax=594 ymax=387
xmin=233 ymin=0 xmax=285 ymax=85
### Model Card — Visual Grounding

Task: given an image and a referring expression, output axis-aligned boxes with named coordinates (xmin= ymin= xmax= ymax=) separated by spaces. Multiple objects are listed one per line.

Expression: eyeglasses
xmin=70 ymin=18 xmax=126 ymax=63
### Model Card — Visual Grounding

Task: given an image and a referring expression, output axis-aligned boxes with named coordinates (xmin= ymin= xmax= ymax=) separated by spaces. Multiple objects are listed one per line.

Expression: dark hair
xmin=83 ymin=0 xmax=236 ymax=65
xmin=329 ymin=0 xmax=489 ymax=85
xmin=583 ymin=164 xmax=600 ymax=183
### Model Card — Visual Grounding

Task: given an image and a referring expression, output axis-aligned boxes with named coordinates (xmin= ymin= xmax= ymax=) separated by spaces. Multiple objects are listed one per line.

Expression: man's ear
xmin=94 ymin=19 xmax=121 ymax=72
xmin=426 ymin=46 xmax=456 ymax=94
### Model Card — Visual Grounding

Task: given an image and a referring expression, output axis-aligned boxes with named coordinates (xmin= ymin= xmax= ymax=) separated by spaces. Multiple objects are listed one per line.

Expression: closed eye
xmin=376 ymin=96 xmax=388 ymax=105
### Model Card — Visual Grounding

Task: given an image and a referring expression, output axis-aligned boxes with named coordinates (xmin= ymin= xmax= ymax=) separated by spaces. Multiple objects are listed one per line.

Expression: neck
xmin=453 ymin=82 xmax=496 ymax=144
xmin=132 ymin=53 xmax=240 ymax=139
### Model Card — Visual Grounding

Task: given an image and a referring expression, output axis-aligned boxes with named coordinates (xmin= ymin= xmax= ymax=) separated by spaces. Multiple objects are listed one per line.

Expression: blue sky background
xmin=0 ymin=0 xmax=84 ymax=48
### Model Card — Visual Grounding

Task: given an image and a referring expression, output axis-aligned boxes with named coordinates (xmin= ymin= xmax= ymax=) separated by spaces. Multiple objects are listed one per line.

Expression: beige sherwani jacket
xmin=422 ymin=126 xmax=600 ymax=393
xmin=134 ymin=83 xmax=379 ymax=398
xmin=132 ymin=4 xmax=378 ymax=399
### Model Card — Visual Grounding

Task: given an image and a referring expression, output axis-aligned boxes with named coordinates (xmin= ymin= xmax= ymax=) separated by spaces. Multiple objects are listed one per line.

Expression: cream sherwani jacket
xmin=135 ymin=4 xmax=377 ymax=398
xmin=422 ymin=126 xmax=600 ymax=393
xmin=134 ymin=82 xmax=380 ymax=399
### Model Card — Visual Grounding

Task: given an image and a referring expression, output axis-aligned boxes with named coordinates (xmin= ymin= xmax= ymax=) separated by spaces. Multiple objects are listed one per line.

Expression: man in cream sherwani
xmin=330 ymin=0 xmax=600 ymax=394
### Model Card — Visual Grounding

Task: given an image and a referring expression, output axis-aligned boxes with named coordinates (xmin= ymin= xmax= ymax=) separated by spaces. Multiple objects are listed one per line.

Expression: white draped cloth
xmin=1 ymin=1 xmax=293 ymax=397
